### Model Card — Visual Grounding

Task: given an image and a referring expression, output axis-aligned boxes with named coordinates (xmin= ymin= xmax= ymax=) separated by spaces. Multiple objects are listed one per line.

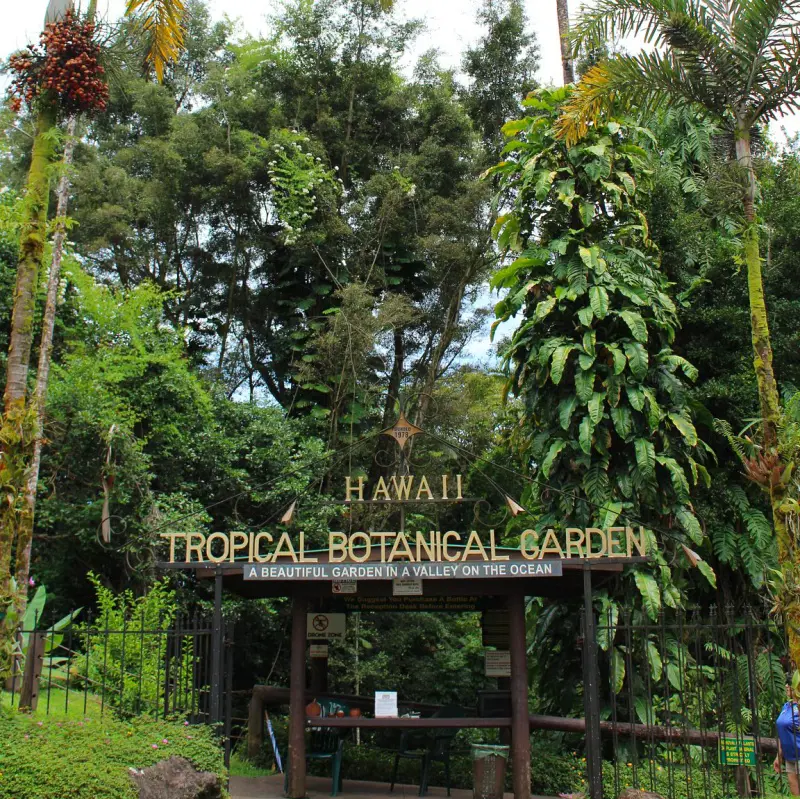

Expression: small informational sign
xmin=719 ymin=736 xmax=756 ymax=766
xmin=306 ymin=612 xmax=346 ymax=640
xmin=393 ymin=578 xmax=423 ymax=596
xmin=332 ymin=579 xmax=357 ymax=594
xmin=484 ymin=650 xmax=512 ymax=677
xmin=309 ymin=644 xmax=329 ymax=659
xmin=342 ymin=595 xmax=492 ymax=613
xmin=375 ymin=691 xmax=398 ymax=718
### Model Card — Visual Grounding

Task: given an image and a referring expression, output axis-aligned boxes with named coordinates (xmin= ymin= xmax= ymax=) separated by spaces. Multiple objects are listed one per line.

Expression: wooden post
xmin=19 ymin=632 xmax=46 ymax=711
xmin=247 ymin=688 xmax=265 ymax=760
xmin=288 ymin=595 xmax=307 ymax=798
xmin=583 ymin=565 xmax=603 ymax=799
xmin=210 ymin=568 xmax=223 ymax=724
xmin=509 ymin=591 xmax=531 ymax=799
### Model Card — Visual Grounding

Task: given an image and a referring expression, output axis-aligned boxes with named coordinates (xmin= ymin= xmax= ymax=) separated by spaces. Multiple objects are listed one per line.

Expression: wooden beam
xmin=288 ymin=596 xmax=307 ymax=798
xmin=306 ymin=717 xmax=510 ymax=729
xmin=509 ymin=591 xmax=531 ymax=799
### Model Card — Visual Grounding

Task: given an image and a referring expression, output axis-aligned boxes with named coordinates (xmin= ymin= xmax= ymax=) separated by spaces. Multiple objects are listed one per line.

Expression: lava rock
xmin=129 ymin=756 xmax=223 ymax=799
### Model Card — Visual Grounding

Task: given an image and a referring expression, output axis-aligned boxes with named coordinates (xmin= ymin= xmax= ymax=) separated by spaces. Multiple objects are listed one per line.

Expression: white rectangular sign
xmin=375 ymin=691 xmax=398 ymax=718
xmin=393 ymin=578 xmax=423 ymax=596
xmin=307 ymin=612 xmax=346 ymax=640
xmin=484 ymin=650 xmax=511 ymax=677
xmin=309 ymin=644 xmax=329 ymax=659
xmin=332 ymin=579 xmax=357 ymax=594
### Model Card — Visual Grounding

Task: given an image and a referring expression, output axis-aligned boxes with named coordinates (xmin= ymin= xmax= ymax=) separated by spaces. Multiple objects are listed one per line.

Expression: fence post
xmin=224 ymin=621 xmax=234 ymax=772
xmin=210 ymin=567 xmax=224 ymax=725
xmin=19 ymin=631 xmax=46 ymax=711
xmin=582 ymin=564 xmax=603 ymax=799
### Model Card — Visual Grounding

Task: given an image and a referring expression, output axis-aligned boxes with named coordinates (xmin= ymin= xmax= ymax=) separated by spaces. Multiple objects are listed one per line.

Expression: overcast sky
xmin=4 ymin=0 xmax=799 ymax=136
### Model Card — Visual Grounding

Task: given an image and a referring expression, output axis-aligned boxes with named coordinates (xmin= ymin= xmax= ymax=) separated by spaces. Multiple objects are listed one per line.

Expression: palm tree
xmin=555 ymin=0 xmax=800 ymax=662
xmin=556 ymin=0 xmax=574 ymax=84
xmin=0 ymin=0 xmax=188 ymax=661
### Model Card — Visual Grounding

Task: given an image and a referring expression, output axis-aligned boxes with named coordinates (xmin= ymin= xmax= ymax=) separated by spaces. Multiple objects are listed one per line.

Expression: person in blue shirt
xmin=775 ymin=682 xmax=800 ymax=794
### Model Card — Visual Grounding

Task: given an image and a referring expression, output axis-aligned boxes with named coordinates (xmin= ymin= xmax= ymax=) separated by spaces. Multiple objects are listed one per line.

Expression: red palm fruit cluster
xmin=7 ymin=9 xmax=109 ymax=116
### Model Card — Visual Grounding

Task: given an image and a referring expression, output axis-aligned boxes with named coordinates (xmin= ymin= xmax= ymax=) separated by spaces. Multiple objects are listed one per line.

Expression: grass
xmin=1 ymin=686 xmax=105 ymax=720
xmin=229 ymin=751 xmax=276 ymax=778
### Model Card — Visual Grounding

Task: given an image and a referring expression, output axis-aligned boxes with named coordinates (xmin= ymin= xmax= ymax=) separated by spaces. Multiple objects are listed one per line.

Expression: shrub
xmin=0 ymin=709 xmax=227 ymax=799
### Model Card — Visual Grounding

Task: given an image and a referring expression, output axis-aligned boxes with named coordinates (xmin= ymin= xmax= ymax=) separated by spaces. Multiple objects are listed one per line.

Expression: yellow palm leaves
xmin=554 ymin=64 xmax=615 ymax=146
xmin=125 ymin=0 xmax=187 ymax=82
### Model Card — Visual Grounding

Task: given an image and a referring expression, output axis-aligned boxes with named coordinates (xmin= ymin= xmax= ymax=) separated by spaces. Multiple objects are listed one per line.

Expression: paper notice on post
xmin=375 ymin=691 xmax=398 ymax=718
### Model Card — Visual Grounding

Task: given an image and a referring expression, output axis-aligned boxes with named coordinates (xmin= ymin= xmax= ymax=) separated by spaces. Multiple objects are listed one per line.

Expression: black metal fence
xmin=590 ymin=606 xmax=787 ymax=799
xmin=2 ymin=612 xmax=232 ymax=736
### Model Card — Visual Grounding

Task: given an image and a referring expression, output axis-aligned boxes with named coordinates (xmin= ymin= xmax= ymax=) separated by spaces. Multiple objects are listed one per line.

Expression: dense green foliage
xmin=0 ymin=710 xmax=227 ymax=799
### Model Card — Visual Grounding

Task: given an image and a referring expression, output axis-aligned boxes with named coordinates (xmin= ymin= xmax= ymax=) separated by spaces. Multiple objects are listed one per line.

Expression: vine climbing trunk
xmin=735 ymin=125 xmax=799 ymax=667
xmin=16 ymin=117 xmax=78 ymax=609
xmin=0 ymin=100 xmax=58 ymax=677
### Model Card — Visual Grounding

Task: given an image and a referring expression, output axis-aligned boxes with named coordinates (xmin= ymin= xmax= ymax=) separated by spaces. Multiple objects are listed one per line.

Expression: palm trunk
xmin=735 ymin=127 xmax=798 ymax=665
xmin=556 ymin=0 xmax=575 ymax=85
xmin=14 ymin=117 xmax=78 ymax=608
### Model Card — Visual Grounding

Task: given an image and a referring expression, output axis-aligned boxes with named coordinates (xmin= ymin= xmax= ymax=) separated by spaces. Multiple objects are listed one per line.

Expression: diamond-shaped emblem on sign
xmin=383 ymin=413 xmax=422 ymax=450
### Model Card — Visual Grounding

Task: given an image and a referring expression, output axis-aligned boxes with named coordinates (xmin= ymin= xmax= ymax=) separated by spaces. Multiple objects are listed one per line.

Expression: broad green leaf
xmin=619 ymin=310 xmax=648 ymax=343
xmin=575 ymin=368 xmax=594 ymax=403
xmin=502 ymin=118 xmax=529 ymax=136
xmin=582 ymin=330 xmax=596 ymax=356
xmin=697 ymin=559 xmax=717 ymax=588
xmin=610 ymin=405 xmax=632 ymax=439
xmin=596 ymin=598 xmax=618 ymax=651
xmin=579 ymin=415 xmax=594 ymax=454
xmin=550 ymin=344 xmax=576 ymax=385
xmin=634 ymin=438 xmax=655 ymax=480
xmin=579 ymin=353 xmax=596 ymax=370
xmin=583 ymin=463 xmax=610 ymax=503
xmin=623 ymin=340 xmax=648 ymax=380
xmin=626 ymin=385 xmax=645 ymax=411
xmin=579 ymin=201 xmax=594 ymax=227
xmin=668 ymin=412 xmax=698 ymax=446
xmin=646 ymin=640 xmax=662 ymax=681
xmin=558 ymin=395 xmax=578 ymax=430
xmin=634 ymin=571 xmax=661 ymax=620
xmin=542 ymin=439 xmax=567 ymax=478
xmin=656 ymin=456 xmax=690 ymax=502
xmin=611 ymin=647 xmax=626 ymax=694
xmin=589 ymin=286 xmax=609 ymax=319
xmin=24 ymin=586 xmax=46 ymax=630
xmin=616 ymin=170 xmax=636 ymax=195
xmin=588 ymin=392 xmax=605 ymax=424
xmin=600 ymin=501 xmax=623 ymax=528
xmin=577 ymin=305 xmax=594 ymax=326
xmin=533 ymin=296 xmax=557 ymax=323
xmin=676 ymin=507 xmax=703 ymax=545
xmin=567 ymin=260 xmax=588 ymax=295
xmin=608 ymin=345 xmax=627 ymax=375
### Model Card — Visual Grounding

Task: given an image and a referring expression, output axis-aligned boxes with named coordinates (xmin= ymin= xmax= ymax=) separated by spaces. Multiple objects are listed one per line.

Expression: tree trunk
xmin=735 ymin=127 xmax=798 ymax=666
xmin=15 ymin=117 xmax=78 ymax=614
xmin=3 ymin=104 xmax=58 ymax=415
xmin=0 ymin=101 xmax=58 ymax=679
xmin=556 ymin=0 xmax=574 ymax=85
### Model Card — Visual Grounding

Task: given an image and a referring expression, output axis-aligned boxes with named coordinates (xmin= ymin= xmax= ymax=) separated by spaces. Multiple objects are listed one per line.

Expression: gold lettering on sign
xmin=345 ymin=476 xmax=364 ymax=502
xmin=349 ymin=532 xmax=371 ymax=562
xmin=415 ymin=476 xmax=434 ymax=501
xmin=329 ymin=532 xmax=347 ymax=562
xmin=186 ymin=533 xmax=205 ymax=563
xmin=206 ymin=532 xmax=230 ymax=563
xmin=607 ymin=527 xmax=625 ymax=557
xmin=416 ymin=531 xmax=438 ymax=561
xmin=372 ymin=477 xmax=391 ymax=501
xmin=538 ymin=528 xmax=565 ymax=559
xmin=299 ymin=532 xmax=318 ymax=562
xmin=586 ymin=528 xmax=607 ymax=559
xmin=273 ymin=533 xmax=298 ymax=562
xmin=373 ymin=532 xmax=396 ymax=562
xmin=565 ymin=528 xmax=585 ymax=558
xmin=463 ymin=531 xmax=488 ymax=560
xmin=389 ymin=532 xmax=414 ymax=561
xmin=455 ymin=474 xmax=463 ymax=500
xmin=442 ymin=531 xmax=460 ymax=562
xmin=520 ymin=529 xmax=539 ymax=559
xmin=230 ymin=531 xmax=249 ymax=563
xmin=490 ymin=530 xmax=509 ymax=561
xmin=626 ymin=526 xmax=647 ymax=557
xmin=441 ymin=475 xmax=449 ymax=500
xmin=383 ymin=413 xmax=423 ymax=450
xmin=254 ymin=532 xmax=273 ymax=562
xmin=391 ymin=475 xmax=414 ymax=500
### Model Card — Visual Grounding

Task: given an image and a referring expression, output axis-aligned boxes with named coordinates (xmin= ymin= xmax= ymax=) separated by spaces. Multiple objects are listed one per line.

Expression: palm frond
xmin=555 ymin=50 xmax=720 ymax=145
xmin=570 ymin=0 xmax=678 ymax=52
xmin=125 ymin=0 xmax=187 ymax=83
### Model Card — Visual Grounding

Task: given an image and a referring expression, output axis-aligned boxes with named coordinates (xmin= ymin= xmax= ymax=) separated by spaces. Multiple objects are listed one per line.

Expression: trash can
xmin=471 ymin=744 xmax=509 ymax=799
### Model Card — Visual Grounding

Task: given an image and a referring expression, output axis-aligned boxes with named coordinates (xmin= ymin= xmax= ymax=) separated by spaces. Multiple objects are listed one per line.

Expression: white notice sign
xmin=393 ymin=578 xmax=423 ymax=596
xmin=310 ymin=644 xmax=329 ymax=659
xmin=375 ymin=691 xmax=398 ymax=718
xmin=484 ymin=650 xmax=511 ymax=677
xmin=332 ymin=580 xmax=357 ymax=594
xmin=307 ymin=612 xmax=346 ymax=640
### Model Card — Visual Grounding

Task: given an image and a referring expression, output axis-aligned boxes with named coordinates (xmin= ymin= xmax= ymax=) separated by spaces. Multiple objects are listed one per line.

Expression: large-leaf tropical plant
xmin=488 ymin=87 xmax=716 ymax=628
xmin=555 ymin=0 xmax=800 ymax=666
